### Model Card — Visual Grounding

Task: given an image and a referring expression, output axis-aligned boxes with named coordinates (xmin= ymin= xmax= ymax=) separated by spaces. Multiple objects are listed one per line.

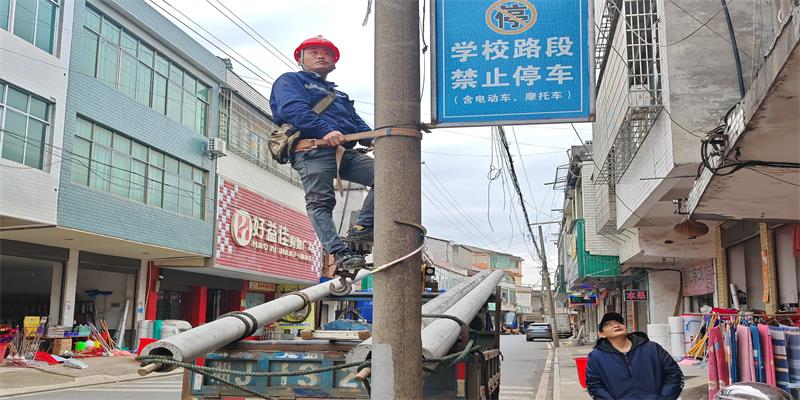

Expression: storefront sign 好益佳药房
xmin=216 ymin=178 xmax=322 ymax=282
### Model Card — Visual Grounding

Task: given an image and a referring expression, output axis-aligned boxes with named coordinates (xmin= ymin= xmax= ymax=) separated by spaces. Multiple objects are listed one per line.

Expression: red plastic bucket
xmin=0 ymin=342 xmax=8 ymax=363
xmin=575 ymin=357 xmax=589 ymax=388
xmin=137 ymin=338 xmax=157 ymax=356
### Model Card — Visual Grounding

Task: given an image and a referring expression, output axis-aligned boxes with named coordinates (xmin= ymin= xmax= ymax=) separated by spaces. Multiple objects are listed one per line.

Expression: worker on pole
xmin=269 ymin=35 xmax=374 ymax=271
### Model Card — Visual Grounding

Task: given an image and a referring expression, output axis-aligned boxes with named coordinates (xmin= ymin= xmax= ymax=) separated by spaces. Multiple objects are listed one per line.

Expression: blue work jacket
xmin=269 ymin=71 xmax=371 ymax=149
xmin=586 ymin=332 xmax=684 ymax=400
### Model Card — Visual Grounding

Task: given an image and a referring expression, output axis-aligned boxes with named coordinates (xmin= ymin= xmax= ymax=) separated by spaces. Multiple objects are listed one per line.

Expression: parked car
xmin=526 ymin=323 xmax=553 ymax=342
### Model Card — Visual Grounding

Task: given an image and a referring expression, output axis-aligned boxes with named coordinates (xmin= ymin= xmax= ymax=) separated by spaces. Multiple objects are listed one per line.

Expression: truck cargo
xmin=181 ymin=289 xmax=503 ymax=399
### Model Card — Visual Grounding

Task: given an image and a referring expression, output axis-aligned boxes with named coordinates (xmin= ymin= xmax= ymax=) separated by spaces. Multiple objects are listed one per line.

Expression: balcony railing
xmin=219 ymin=89 xmax=302 ymax=187
xmin=595 ymin=0 xmax=662 ymax=185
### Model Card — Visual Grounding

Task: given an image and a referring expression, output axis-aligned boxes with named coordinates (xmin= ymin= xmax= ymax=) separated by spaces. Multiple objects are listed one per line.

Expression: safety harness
xmin=293 ymin=127 xmax=422 ymax=194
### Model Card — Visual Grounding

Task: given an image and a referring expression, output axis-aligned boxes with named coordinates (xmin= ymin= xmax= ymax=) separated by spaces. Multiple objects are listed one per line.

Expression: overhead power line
xmin=157 ymin=0 xmax=276 ymax=81
xmin=421 ymin=187 xmax=486 ymax=246
xmin=511 ymin=126 xmax=545 ymax=222
xmin=422 ymin=163 xmax=496 ymax=245
xmin=146 ymin=0 xmax=275 ymax=84
xmin=204 ymin=0 xmax=299 ymax=71
xmin=495 ymin=126 xmax=544 ymax=260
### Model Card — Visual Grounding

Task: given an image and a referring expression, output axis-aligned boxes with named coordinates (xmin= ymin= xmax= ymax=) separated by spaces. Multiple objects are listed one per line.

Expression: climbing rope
xmin=362 ymin=220 xmax=427 ymax=276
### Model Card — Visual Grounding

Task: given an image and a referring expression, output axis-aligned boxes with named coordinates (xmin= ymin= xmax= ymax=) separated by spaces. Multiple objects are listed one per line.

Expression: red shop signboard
xmin=215 ymin=178 xmax=322 ymax=282
xmin=624 ymin=289 xmax=648 ymax=301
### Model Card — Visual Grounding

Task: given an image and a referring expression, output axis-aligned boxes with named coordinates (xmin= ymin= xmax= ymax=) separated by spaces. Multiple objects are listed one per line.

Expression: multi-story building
xmin=1 ymin=0 xmax=228 ymax=343
xmin=561 ymin=0 xmax=798 ymax=336
xmin=591 ymin=0 xmax=745 ymax=324
xmin=516 ymin=286 xmax=533 ymax=315
xmin=425 ymin=236 xmax=469 ymax=290
xmin=1 ymin=0 xmax=76 ymax=328
xmin=555 ymin=143 xmax=631 ymax=339
xmin=460 ymin=245 xmax=518 ymax=309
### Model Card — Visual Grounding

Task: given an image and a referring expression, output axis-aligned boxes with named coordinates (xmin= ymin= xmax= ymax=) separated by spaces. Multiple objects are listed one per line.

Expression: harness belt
xmin=293 ymin=127 xmax=422 ymax=194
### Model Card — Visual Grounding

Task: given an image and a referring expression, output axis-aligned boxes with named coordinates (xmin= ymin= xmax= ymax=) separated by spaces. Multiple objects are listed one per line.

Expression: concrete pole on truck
xmin=372 ymin=1 xmax=423 ymax=399
xmin=539 ymin=225 xmax=560 ymax=348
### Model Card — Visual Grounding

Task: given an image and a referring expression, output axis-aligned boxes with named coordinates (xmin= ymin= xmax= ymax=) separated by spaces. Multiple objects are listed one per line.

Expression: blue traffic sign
xmin=431 ymin=0 xmax=595 ymax=127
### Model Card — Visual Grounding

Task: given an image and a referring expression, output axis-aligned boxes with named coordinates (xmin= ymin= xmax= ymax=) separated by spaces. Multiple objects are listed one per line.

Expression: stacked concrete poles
xmin=348 ymin=270 xmax=494 ymax=362
xmin=140 ymin=271 xmax=368 ymax=370
xmin=420 ymin=271 xmax=505 ymax=359
xmin=372 ymin=0 xmax=424 ymax=398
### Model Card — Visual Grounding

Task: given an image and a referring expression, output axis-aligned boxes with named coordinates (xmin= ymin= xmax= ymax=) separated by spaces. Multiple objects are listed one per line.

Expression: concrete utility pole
xmin=372 ymin=0 xmax=423 ymax=398
xmin=538 ymin=225 xmax=560 ymax=348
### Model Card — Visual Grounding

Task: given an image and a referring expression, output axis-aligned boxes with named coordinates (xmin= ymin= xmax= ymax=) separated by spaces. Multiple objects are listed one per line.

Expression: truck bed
xmin=189 ymin=340 xmax=368 ymax=399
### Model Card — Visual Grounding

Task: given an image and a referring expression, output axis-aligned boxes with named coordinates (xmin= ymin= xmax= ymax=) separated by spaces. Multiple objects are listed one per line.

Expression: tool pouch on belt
xmin=268 ymin=90 xmax=336 ymax=164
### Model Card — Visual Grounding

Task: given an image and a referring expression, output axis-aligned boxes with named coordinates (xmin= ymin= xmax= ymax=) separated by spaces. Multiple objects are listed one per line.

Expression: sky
xmin=151 ymin=0 xmax=592 ymax=287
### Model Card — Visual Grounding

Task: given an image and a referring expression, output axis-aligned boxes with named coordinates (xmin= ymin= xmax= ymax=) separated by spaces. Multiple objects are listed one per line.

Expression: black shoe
xmin=334 ymin=249 xmax=366 ymax=270
xmin=346 ymin=224 xmax=373 ymax=243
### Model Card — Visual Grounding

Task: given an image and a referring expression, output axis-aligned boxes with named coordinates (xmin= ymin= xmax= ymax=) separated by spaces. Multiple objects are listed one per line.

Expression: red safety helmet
xmin=294 ymin=35 xmax=340 ymax=63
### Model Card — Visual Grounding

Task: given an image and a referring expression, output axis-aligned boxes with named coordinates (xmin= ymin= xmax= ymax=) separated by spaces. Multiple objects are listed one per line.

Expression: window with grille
xmin=219 ymin=89 xmax=302 ymax=187
xmin=623 ymin=0 xmax=661 ymax=102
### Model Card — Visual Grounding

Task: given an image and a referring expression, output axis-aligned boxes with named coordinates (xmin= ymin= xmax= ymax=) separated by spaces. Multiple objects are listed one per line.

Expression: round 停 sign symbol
xmin=231 ymin=209 xmax=253 ymax=247
xmin=485 ymin=0 xmax=538 ymax=35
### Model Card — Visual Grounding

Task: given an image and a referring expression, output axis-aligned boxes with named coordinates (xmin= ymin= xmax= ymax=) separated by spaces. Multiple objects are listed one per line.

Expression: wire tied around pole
xmin=421 ymin=313 xmax=468 ymax=328
xmin=365 ymin=220 xmax=427 ymax=276
xmin=217 ymin=311 xmax=259 ymax=341
xmin=279 ymin=291 xmax=313 ymax=323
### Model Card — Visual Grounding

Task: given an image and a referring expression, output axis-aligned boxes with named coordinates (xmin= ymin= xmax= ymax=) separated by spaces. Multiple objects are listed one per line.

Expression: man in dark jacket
xmin=585 ymin=312 xmax=684 ymax=400
xmin=270 ymin=36 xmax=373 ymax=271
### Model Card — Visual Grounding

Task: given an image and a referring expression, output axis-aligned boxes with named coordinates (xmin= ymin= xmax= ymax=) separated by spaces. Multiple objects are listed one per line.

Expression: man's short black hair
xmin=598 ymin=312 xmax=624 ymax=332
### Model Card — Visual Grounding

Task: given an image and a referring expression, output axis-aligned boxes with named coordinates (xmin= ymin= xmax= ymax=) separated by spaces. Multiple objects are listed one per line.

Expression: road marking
xmin=547 ymin=342 xmax=553 ymax=349
xmin=89 ymin=383 xmax=183 ymax=389
xmin=1 ymin=373 xmax=185 ymax=398
xmin=73 ymin=377 xmax=184 ymax=392
xmin=500 ymin=385 xmax=536 ymax=399
xmin=553 ymin=351 xmax=561 ymax=400
xmin=534 ymin=349 xmax=553 ymax=400
xmin=74 ymin=388 xmax=180 ymax=392
xmin=501 ymin=386 xmax=535 ymax=390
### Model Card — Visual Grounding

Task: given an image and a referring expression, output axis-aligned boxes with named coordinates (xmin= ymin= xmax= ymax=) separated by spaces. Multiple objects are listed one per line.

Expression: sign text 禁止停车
xmin=432 ymin=0 xmax=595 ymax=127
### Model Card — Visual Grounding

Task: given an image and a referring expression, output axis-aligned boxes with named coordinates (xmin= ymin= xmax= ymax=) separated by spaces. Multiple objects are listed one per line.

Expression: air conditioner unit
xmin=207 ymin=137 xmax=227 ymax=159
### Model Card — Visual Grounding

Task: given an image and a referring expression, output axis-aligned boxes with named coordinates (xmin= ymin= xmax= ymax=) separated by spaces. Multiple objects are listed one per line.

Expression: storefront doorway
xmin=156 ymin=290 xmax=185 ymax=320
xmin=75 ymin=252 xmax=140 ymax=345
xmin=0 ymin=255 xmax=56 ymax=326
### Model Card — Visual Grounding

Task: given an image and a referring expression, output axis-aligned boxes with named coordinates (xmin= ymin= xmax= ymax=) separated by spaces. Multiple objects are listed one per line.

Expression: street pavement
xmin=1 ymin=374 xmax=184 ymax=400
xmin=499 ymin=334 xmax=552 ymax=400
